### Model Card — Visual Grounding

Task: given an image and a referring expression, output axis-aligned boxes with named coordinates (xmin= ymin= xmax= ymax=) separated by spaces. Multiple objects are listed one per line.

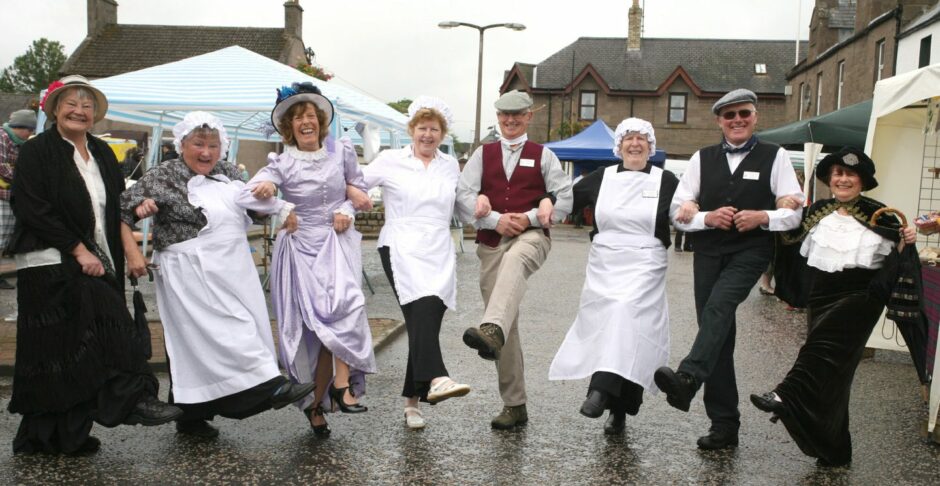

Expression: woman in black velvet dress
xmin=8 ymin=76 xmax=181 ymax=455
xmin=750 ymin=147 xmax=916 ymax=467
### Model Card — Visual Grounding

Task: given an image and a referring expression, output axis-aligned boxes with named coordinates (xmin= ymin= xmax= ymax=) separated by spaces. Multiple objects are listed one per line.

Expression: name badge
xmin=742 ymin=171 xmax=760 ymax=181
xmin=642 ymin=189 xmax=659 ymax=198
xmin=519 ymin=158 xmax=535 ymax=168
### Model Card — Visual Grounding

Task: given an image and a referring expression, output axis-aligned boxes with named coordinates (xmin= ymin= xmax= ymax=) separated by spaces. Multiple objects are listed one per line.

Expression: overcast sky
xmin=2 ymin=0 xmax=815 ymax=140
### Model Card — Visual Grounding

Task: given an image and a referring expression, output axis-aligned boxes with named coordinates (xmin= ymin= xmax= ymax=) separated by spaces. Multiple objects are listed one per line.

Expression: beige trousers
xmin=476 ymin=229 xmax=552 ymax=406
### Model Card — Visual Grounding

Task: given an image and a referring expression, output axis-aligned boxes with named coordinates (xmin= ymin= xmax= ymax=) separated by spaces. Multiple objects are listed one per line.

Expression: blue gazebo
xmin=544 ymin=120 xmax=665 ymax=176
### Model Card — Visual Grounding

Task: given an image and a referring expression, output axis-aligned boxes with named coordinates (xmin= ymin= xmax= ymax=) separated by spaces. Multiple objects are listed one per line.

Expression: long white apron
xmin=154 ymin=175 xmax=280 ymax=404
xmin=384 ymin=216 xmax=457 ymax=310
xmin=548 ymin=164 xmax=669 ymax=392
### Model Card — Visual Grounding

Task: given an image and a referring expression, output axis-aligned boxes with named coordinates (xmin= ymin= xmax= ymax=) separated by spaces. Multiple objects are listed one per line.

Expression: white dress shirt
xmin=670 ymin=144 xmax=805 ymax=232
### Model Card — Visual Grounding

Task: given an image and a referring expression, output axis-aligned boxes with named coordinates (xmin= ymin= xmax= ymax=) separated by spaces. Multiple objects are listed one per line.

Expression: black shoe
xmin=0 ymin=278 xmax=14 ymax=290
xmin=750 ymin=392 xmax=788 ymax=419
xmin=653 ymin=367 xmax=697 ymax=412
xmin=304 ymin=405 xmax=331 ymax=437
xmin=123 ymin=395 xmax=184 ymax=426
xmin=604 ymin=412 xmax=625 ymax=435
xmin=816 ymin=457 xmax=850 ymax=468
xmin=176 ymin=419 xmax=220 ymax=439
xmin=270 ymin=381 xmax=317 ymax=410
xmin=65 ymin=436 xmax=101 ymax=456
xmin=696 ymin=428 xmax=739 ymax=450
xmin=463 ymin=323 xmax=505 ymax=361
xmin=328 ymin=384 xmax=368 ymax=413
xmin=579 ymin=389 xmax=608 ymax=418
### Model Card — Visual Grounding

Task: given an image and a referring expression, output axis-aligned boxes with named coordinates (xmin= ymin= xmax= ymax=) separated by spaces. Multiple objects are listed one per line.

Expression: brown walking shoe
xmin=490 ymin=404 xmax=528 ymax=430
xmin=463 ymin=323 xmax=505 ymax=361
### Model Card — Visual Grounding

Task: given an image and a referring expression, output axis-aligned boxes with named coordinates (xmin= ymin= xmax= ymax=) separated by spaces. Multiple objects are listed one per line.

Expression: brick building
xmin=785 ymin=0 xmax=938 ymax=121
xmin=499 ymin=0 xmax=803 ymax=158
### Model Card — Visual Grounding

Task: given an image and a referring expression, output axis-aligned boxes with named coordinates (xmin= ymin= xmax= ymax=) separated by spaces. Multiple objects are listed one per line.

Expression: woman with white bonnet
xmin=247 ymin=82 xmax=375 ymax=437
xmin=548 ymin=117 xmax=678 ymax=435
xmin=121 ymin=111 xmax=315 ymax=439
xmin=354 ymin=96 xmax=472 ymax=429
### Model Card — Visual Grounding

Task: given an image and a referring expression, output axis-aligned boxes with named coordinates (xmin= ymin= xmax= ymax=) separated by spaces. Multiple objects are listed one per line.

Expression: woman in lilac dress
xmin=247 ymin=83 xmax=376 ymax=437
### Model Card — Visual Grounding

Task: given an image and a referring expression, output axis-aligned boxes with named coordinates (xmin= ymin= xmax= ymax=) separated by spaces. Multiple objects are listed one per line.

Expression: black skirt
xmin=774 ymin=267 xmax=882 ymax=466
xmin=8 ymin=262 xmax=156 ymax=416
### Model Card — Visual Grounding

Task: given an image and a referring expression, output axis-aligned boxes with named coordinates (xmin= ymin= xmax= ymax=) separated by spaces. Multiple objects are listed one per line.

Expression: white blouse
xmin=361 ymin=145 xmax=461 ymax=308
xmin=800 ymin=212 xmax=894 ymax=272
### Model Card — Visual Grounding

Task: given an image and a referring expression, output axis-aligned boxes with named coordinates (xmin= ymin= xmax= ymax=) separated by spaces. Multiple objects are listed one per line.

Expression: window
xmin=799 ymin=82 xmax=807 ymax=120
xmin=815 ymin=72 xmax=823 ymax=116
xmin=836 ymin=61 xmax=845 ymax=110
xmin=754 ymin=63 xmax=767 ymax=74
xmin=920 ymin=35 xmax=932 ymax=69
xmin=875 ymin=39 xmax=886 ymax=82
xmin=579 ymin=91 xmax=596 ymax=120
xmin=668 ymin=93 xmax=687 ymax=123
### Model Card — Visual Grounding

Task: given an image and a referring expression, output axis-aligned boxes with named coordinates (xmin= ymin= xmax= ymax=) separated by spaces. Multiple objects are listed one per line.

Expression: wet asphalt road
xmin=1 ymin=226 xmax=938 ymax=485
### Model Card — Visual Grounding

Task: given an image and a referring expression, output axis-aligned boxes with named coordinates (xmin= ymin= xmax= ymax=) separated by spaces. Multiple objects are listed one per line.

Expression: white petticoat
xmin=800 ymin=212 xmax=893 ymax=272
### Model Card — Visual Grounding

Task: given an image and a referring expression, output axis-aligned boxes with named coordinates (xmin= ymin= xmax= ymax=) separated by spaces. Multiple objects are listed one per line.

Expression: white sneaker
xmin=426 ymin=377 xmax=471 ymax=404
xmin=404 ymin=406 xmax=425 ymax=429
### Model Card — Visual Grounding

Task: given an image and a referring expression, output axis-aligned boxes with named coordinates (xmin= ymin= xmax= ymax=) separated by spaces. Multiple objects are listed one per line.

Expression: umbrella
xmin=129 ymin=267 xmax=155 ymax=360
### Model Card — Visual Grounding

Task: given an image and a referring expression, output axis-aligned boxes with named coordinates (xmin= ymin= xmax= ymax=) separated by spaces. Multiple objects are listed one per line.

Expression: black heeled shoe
xmin=329 ymin=384 xmax=368 ymax=413
xmin=304 ymin=404 xmax=331 ymax=437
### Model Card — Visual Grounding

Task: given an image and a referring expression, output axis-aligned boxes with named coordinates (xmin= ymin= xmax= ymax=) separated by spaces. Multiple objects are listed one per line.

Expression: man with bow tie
xmin=654 ymin=88 xmax=805 ymax=450
xmin=457 ymin=89 xmax=572 ymax=430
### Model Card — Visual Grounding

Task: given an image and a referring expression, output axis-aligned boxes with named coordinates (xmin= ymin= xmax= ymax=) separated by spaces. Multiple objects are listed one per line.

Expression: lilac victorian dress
xmin=247 ymin=137 xmax=376 ymax=411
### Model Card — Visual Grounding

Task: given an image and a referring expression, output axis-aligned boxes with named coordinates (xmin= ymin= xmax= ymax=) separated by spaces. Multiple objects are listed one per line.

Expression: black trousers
xmin=677 ymin=245 xmax=772 ymax=433
xmin=589 ymin=371 xmax=643 ymax=416
xmin=379 ymin=247 xmax=449 ymax=401
xmin=674 ymin=230 xmax=692 ymax=251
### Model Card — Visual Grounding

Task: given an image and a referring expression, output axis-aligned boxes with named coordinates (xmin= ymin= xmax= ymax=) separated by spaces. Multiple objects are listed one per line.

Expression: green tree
xmin=0 ymin=38 xmax=67 ymax=94
xmin=387 ymin=98 xmax=412 ymax=114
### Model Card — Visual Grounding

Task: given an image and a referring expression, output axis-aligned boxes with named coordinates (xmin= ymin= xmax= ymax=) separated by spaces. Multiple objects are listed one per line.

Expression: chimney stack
xmin=87 ymin=0 xmax=118 ymax=38
xmin=284 ymin=1 xmax=303 ymax=39
xmin=627 ymin=0 xmax=643 ymax=51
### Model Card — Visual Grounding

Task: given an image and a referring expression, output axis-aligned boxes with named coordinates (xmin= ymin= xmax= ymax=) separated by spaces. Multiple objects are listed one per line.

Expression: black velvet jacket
xmin=10 ymin=125 xmax=126 ymax=291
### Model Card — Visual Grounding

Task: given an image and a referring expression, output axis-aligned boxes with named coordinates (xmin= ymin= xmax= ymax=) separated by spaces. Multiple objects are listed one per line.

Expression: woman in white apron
xmin=549 ymin=118 xmax=678 ymax=435
xmin=359 ymin=97 xmax=472 ymax=429
xmin=121 ymin=112 xmax=315 ymax=439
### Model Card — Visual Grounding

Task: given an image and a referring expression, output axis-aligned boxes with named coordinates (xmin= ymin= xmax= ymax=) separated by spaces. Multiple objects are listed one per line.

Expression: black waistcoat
xmin=690 ymin=140 xmax=778 ymax=255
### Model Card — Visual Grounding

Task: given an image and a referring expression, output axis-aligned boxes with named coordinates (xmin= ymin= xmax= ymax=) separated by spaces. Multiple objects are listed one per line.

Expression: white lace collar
xmin=285 ymin=144 xmax=329 ymax=161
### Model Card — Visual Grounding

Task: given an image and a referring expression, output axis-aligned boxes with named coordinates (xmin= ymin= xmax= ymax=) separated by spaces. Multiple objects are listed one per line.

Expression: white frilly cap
xmin=172 ymin=111 xmax=230 ymax=156
xmin=612 ymin=117 xmax=656 ymax=159
xmin=408 ymin=96 xmax=454 ymax=129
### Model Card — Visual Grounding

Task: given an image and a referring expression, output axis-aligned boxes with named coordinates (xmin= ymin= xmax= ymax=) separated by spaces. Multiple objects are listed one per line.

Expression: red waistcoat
xmin=477 ymin=141 xmax=550 ymax=248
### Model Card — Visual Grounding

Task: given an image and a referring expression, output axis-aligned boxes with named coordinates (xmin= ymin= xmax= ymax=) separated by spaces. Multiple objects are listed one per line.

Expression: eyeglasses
xmin=720 ymin=109 xmax=754 ymax=120
xmin=497 ymin=111 xmax=529 ymax=119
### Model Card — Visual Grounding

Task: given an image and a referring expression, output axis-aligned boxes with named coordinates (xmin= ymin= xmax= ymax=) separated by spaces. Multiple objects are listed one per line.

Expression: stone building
xmin=499 ymin=0 xmax=803 ymax=158
xmin=56 ymin=0 xmax=311 ymax=171
xmin=785 ymin=0 xmax=938 ymax=121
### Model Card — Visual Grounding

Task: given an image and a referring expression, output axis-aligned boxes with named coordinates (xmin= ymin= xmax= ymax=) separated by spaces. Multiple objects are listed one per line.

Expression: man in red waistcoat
xmin=457 ymin=90 xmax=573 ymax=429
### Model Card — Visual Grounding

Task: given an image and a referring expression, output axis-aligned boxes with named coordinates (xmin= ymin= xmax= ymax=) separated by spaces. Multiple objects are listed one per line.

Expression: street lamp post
xmin=439 ymin=21 xmax=526 ymax=149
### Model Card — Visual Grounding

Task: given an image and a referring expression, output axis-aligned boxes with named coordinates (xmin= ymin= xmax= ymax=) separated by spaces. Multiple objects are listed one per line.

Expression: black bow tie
xmin=722 ymin=136 xmax=757 ymax=154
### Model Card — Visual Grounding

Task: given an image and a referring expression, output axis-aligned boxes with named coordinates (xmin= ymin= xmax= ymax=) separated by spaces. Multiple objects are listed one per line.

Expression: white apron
xmin=548 ymin=164 xmax=670 ymax=392
xmin=154 ymin=175 xmax=280 ymax=404
xmin=383 ymin=216 xmax=457 ymax=310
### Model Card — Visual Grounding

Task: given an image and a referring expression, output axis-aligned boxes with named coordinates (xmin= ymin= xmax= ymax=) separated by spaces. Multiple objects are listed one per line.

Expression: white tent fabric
xmin=91 ymin=45 xmax=411 ymax=143
xmin=865 ymin=63 xmax=940 ymax=434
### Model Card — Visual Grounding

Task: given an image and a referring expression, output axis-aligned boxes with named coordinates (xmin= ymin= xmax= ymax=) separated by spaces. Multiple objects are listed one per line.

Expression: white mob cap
xmin=408 ymin=96 xmax=454 ymax=129
xmin=173 ymin=111 xmax=230 ymax=156
xmin=612 ymin=117 xmax=656 ymax=159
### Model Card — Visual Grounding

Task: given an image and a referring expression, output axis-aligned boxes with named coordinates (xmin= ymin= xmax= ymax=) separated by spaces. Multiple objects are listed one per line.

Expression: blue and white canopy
xmin=86 ymin=45 xmax=410 ymax=145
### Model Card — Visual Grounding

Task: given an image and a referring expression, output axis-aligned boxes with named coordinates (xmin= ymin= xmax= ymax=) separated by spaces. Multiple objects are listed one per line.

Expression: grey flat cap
xmin=494 ymin=90 xmax=533 ymax=112
xmin=8 ymin=109 xmax=37 ymax=130
xmin=712 ymin=88 xmax=757 ymax=114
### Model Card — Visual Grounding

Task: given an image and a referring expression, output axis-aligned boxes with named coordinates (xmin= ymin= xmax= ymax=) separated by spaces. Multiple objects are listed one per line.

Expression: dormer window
xmin=754 ymin=63 xmax=767 ymax=75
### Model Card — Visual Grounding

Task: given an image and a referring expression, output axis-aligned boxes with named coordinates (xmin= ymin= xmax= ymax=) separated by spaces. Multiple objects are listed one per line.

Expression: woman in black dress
xmin=8 ymin=76 xmax=182 ymax=455
xmin=750 ymin=147 xmax=916 ymax=467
